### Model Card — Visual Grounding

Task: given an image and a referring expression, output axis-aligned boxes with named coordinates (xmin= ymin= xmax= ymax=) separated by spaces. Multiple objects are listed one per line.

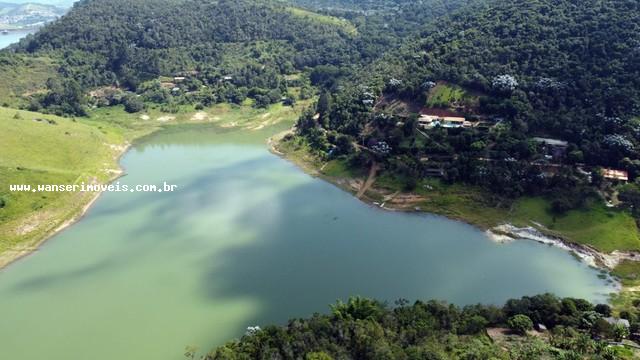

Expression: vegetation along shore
xmin=2 ymin=0 xmax=640 ymax=357
xmin=0 ymin=101 xmax=308 ymax=269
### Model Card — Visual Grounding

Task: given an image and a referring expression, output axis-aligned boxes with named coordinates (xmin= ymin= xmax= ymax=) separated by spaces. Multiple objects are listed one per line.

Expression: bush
xmin=459 ymin=315 xmax=488 ymax=334
xmin=508 ymin=314 xmax=533 ymax=335
xmin=122 ymin=95 xmax=144 ymax=113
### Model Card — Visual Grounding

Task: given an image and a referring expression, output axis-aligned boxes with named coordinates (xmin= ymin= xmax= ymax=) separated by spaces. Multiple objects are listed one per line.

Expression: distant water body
xmin=0 ymin=30 xmax=34 ymax=49
xmin=0 ymin=125 xmax=618 ymax=360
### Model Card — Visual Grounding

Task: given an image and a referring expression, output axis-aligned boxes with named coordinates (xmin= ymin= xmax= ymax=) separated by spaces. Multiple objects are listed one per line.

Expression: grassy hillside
xmin=0 ymin=98 xmax=309 ymax=267
xmin=0 ymin=54 xmax=58 ymax=107
xmin=286 ymin=6 xmax=357 ymax=35
xmin=510 ymin=198 xmax=640 ymax=253
xmin=424 ymin=82 xmax=480 ymax=110
xmin=0 ymin=107 xmax=125 ymax=265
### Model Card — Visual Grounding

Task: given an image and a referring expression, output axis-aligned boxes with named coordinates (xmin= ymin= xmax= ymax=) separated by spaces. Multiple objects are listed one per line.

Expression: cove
xmin=0 ymin=125 xmax=617 ymax=360
xmin=0 ymin=30 xmax=34 ymax=49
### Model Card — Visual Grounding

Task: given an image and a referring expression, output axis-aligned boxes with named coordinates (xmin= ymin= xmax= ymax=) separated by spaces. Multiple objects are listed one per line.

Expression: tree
xmin=594 ymin=304 xmax=612 ymax=317
xmin=619 ymin=184 xmax=640 ymax=215
xmin=508 ymin=314 xmax=533 ymax=335
xmin=122 ymin=95 xmax=144 ymax=113
xmin=613 ymin=324 xmax=629 ymax=342
xmin=317 ymin=92 xmax=331 ymax=126
xmin=459 ymin=315 xmax=488 ymax=334
xmin=330 ymin=296 xmax=383 ymax=321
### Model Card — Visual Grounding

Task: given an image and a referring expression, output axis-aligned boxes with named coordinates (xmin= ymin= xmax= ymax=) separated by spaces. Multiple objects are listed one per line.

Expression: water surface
xmin=0 ymin=125 xmax=616 ymax=360
xmin=0 ymin=30 xmax=34 ymax=49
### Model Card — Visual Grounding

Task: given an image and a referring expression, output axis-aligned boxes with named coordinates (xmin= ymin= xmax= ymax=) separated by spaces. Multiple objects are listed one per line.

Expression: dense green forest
xmin=4 ymin=0 xmax=473 ymax=115
xmin=4 ymin=0 xmax=640 ymax=357
xmin=5 ymin=0 xmax=640 ymax=211
xmin=294 ymin=0 xmax=640 ymax=212
xmin=207 ymin=295 xmax=636 ymax=359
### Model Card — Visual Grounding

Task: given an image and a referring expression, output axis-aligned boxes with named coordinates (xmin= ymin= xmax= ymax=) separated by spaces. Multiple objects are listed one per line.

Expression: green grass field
xmin=509 ymin=197 xmax=640 ymax=253
xmin=0 ymin=107 xmax=125 ymax=262
xmin=425 ymin=83 xmax=479 ymax=109
xmin=286 ymin=7 xmax=357 ymax=35
xmin=0 ymin=55 xmax=58 ymax=107
xmin=375 ymin=176 xmax=640 ymax=253
xmin=611 ymin=260 xmax=640 ymax=314
xmin=0 ymin=101 xmax=309 ymax=266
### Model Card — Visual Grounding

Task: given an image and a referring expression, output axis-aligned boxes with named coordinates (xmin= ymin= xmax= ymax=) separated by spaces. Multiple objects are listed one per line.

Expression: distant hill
xmin=3 ymin=0 xmax=476 ymax=115
xmin=0 ymin=2 xmax=66 ymax=29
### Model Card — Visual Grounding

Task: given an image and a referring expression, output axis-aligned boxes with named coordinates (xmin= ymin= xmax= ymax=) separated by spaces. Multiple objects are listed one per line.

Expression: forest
xmin=207 ymin=295 xmax=636 ymax=359
xmin=3 ymin=0 xmax=640 ymax=358
xmin=4 ymin=0 xmax=640 ymax=210
xmin=5 ymin=0 xmax=473 ymax=115
xmin=293 ymin=0 xmax=640 ymax=214
xmin=8 ymin=0 xmax=640 ymax=213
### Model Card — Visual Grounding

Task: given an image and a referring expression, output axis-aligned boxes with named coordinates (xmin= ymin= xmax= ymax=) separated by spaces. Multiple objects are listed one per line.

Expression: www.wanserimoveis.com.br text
xmin=9 ymin=182 xmax=178 ymax=193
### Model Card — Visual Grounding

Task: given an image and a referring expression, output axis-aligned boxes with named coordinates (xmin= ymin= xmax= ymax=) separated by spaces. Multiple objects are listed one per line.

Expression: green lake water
xmin=0 ymin=125 xmax=617 ymax=360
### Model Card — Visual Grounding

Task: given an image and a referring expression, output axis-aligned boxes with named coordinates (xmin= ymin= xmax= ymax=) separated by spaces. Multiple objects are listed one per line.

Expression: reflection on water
xmin=0 ymin=126 xmax=617 ymax=360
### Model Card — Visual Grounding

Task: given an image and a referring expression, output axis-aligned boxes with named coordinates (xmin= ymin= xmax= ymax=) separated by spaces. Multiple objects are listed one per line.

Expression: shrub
xmin=508 ymin=314 xmax=533 ymax=335
xmin=122 ymin=95 xmax=144 ymax=113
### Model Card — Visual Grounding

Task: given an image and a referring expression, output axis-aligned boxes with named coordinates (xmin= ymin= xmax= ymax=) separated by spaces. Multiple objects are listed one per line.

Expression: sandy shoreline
xmin=0 ymin=143 xmax=131 ymax=270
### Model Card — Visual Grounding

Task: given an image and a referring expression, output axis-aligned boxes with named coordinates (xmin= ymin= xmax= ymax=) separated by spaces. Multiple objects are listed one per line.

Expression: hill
xmin=2 ymin=0 xmax=478 ymax=115
xmin=0 ymin=2 xmax=66 ymax=29
xmin=295 ymin=0 xmax=640 ymax=198
xmin=15 ymin=0 xmax=361 ymax=88
xmin=370 ymin=0 xmax=640 ymax=143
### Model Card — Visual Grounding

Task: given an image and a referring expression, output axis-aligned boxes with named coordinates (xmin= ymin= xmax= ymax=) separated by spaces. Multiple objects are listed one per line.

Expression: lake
xmin=0 ymin=125 xmax=617 ymax=360
xmin=0 ymin=30 xmax=34 ymax=49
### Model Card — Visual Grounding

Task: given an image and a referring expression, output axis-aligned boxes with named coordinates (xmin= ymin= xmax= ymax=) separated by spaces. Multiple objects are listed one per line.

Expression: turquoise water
xmin=0 ymin=126 xmax=616 ymax=360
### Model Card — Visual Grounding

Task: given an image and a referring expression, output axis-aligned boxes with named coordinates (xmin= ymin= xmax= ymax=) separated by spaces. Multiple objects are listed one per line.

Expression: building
xmin=604 ymin=317 xmax=630 ymax=328
xmin=418 ymin=109 xmax=469 ymax=129
xmin=602 ymin=168 xmax=629 ymax=182
xmin=532 ymin=137 xmax=568 ymax=147
xmin=533 ymin=137 xmax=568 ymax=161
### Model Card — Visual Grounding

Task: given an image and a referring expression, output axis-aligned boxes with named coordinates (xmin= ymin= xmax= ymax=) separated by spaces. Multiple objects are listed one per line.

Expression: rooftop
xmin=602 ymin=168 xmax=629 ymax=181
xmin=533 ymin=137 xmax=568 ymax=147
xmin=604 ymin=317 xmax=630 ymax=327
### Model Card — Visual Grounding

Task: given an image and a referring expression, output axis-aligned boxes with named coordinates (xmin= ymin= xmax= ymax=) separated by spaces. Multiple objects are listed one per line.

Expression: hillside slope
xmin=0 ymin=2 xmax=65 ymax=28
xmin=371 ymin=0 xmax=640 ymax=147
xmin=15 ymin=0 xmax=360 ymax=88
xmin=0 ymin=107 xmax=124 ymax=266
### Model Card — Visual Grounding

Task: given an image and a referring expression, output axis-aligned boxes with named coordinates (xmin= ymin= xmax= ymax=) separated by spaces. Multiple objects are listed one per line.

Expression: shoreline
xmin=0 ymin=142 xmax=132 ymax=270
xmin=268 ymin=132 xmax=640 ymax=281
xmin=486 ymin=224 xmax=640 ymax=271
xmin=0 ymin=102 xmax=303 ymax=271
